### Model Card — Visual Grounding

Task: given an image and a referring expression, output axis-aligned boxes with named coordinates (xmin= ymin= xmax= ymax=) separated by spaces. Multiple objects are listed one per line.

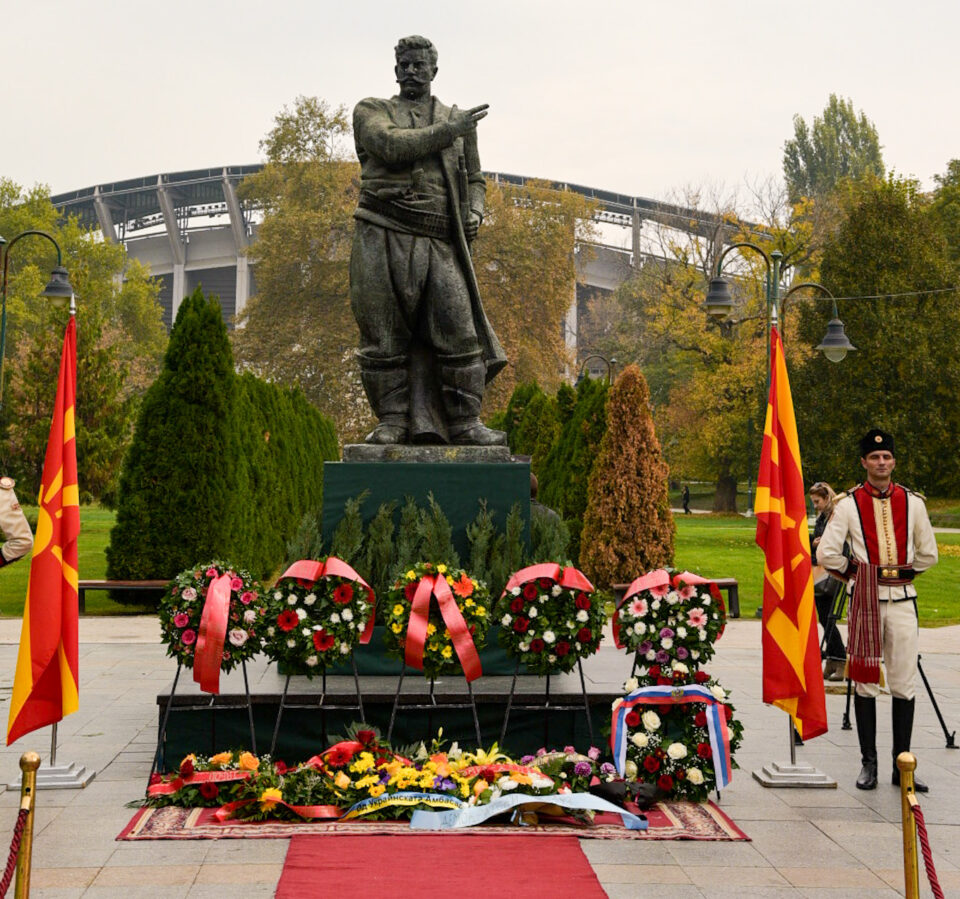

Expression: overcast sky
xmin=5 ymin=1 xmax=958 ymax=203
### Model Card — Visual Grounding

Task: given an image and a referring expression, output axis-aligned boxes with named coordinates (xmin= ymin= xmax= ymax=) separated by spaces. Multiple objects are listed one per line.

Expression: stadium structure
xmin=50 ymin=167 xmax=737 ymax=359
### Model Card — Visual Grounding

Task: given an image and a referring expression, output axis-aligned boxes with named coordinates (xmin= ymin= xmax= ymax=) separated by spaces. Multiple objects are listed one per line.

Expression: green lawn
xmin=2 ymin=506 xmax=957 ymax=626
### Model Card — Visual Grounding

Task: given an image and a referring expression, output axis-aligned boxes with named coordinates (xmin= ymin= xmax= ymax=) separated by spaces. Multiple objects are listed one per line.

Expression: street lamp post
xmin=575 ymin=353 xmax=617 ymax=385
xmin=0 ymin=230 xmax=76 ymax=415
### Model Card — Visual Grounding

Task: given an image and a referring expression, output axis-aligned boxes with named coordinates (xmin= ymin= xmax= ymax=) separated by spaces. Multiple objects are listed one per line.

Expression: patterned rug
xmin=118 ymin=800 xmax=749 ymax=841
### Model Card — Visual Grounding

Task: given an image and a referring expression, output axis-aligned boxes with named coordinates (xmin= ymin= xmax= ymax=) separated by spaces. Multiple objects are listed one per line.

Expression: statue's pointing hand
xmin=449 ymin=104 xmax=489 ymax=137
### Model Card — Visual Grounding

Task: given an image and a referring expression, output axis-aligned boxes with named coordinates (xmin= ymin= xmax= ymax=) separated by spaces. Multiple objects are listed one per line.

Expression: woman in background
xmin=809 ymin=482 xmax=847 ymax=680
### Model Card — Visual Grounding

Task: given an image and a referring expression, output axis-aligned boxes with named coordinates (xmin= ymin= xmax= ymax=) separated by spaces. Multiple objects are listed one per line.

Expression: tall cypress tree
xmin=106 ymin=288 xmax=239 ymax=578
xmin=580 ymin=365 xmax=675 ymax=588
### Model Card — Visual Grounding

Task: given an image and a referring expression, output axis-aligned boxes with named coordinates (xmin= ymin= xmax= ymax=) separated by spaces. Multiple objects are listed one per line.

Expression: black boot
xmin=891 ymin=696 xmax=929 ymax=793
xmin=853 ymin=695 xmax=878 ymax=790
xmin=359 ymin=360 xmax=409 ymax=444
xmin=438 ymin=357 xmax=506 ymax=446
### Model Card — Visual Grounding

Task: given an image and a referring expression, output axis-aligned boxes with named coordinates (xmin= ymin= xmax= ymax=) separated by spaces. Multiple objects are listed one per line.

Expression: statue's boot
xmin=359 ymin=360 xmax=409 ymax=444
xmin=891 ymin=696 xmax=929 ymax=793
xmin=854 ymin=694 xmax=878 ymax=790
xmin=439 ymin=356 xmax=507 ymax=446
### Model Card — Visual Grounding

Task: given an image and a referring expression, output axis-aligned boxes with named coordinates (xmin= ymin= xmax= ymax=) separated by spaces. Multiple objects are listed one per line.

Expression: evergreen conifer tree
xmin=580 ymin=365 xmax=675 ymax=588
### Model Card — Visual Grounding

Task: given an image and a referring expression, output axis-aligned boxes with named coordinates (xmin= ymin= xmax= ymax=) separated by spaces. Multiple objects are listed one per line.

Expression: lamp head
xmin=704 ymin=277 xmax=735 ymax=320
xmin=816 ymin=317 xmax=856 ymax=363
xmin=41 ymin=265 xmax=74 ymax=309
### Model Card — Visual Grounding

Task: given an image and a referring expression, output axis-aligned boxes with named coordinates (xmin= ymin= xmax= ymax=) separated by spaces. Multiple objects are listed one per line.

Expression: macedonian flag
xmin=754 ymin=326 xmax=827 ymax=740
xmin=7 ymin=317 xmax=80 ymax=744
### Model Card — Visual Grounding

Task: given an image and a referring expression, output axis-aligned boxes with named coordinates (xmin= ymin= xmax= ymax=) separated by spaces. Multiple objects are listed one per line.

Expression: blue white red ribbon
xmin=610 ymin=684 xmax=732 ymax=790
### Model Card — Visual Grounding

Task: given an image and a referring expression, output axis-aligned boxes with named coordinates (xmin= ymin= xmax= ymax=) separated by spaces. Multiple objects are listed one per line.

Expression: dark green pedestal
xmin=322 ymin=460 xmax=531 ymax=561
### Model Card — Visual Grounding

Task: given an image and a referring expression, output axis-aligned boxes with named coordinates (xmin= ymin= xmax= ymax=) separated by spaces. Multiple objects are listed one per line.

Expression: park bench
xmin=77 ymin=579 xmax=169 ymax=614
xmin=612 ymin=577 xmax=740 ymax=619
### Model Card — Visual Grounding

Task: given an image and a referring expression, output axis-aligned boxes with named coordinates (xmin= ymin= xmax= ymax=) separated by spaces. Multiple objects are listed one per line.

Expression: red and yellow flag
xmin=754 ymin=326 xmax=827 ymax=740
xmin=7 ymin=318 xmax=80 ymax=745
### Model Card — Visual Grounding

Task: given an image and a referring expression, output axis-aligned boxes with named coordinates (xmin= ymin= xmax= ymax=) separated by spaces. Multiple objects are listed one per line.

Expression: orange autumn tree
xmin=580 ymin=365 xmax=675 ymax=589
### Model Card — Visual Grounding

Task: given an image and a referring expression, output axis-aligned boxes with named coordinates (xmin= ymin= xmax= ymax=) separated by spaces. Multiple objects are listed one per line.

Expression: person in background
xmin=0 ymin=476 xmax=33 ymax=568
xmin=681 ymin=485 xmax=691 ymax=515
xmin=809 ymin=482 xmax=847 ymax=680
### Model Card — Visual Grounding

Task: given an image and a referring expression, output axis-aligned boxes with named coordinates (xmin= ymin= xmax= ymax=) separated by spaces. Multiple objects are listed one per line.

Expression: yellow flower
xmin=460 ymin=782 xmax=470 ymax=798
xmin=510 ymin=771 xmax=532 ymax=785
xmin=392 ymin=604 xmax=405 ymax=616
xmin=437 ymin=564 xmax=447 ymax=574
xmin=238 ymin=752 xmax=260 ymax=772
xmin=475 ymin=606 xmax=487 ymax=617
xmin=465 ymin=598 xmax=475 ymax=608
xmin=441 ymin=645 xmax=453 ymax=659
xmin=209 ymin=752 xmax=232 ymax=768
xmin=406 ymin=570 xmax=416 ymax=580
xmin=335 ymin=771 xmax=352 ymax=789
xmin=369 ymin=784 xmax=385 ymax=797
xmin=259 ymin=787 xmax=283 ymax=811
xmin=391 ymin=621 xmax=403 ymax=634
xmin=428 ymin=642 xmax=439 ymax=652
xmin=350 ymin=752 xmax=375 ymax=773
xmin=355 ymin=774 xmax=378 ymax=789
xmin=446 ymin=575 xmax=454 ymax=585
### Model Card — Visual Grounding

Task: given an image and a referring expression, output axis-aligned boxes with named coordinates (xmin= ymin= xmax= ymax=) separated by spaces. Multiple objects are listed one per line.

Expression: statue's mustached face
xmin=395 ymin=50 xmax=436 ymax=97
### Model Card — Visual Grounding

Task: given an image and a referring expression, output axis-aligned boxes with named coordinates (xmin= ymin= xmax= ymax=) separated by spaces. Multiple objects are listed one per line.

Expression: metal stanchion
xmin=897 ymin=751 xmax=920 ymax=899
xmin=15 ymin=751 xmax=40 ymax=899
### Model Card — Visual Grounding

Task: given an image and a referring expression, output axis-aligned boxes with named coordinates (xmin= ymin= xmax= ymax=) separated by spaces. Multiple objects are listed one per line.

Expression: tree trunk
xmin=713 ymin=474 xmax=738 ymax=513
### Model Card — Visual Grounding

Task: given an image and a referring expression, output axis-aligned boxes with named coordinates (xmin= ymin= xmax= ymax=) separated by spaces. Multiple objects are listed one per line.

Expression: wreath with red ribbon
xmin=495 ymin=563 xmax=603 ymax=676
xmin=261 ymin=558 xmax=375 ymax=674
xmin=383 ymin=562 xmax=491 ymax=681
xmin=158 ymin=562 xmax=266 ymax=689
xmin=612 ymin=569 xmax=726 ymax=669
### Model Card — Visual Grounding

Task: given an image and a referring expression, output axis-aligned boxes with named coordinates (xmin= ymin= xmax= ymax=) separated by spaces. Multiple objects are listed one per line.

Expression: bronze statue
xmin=350 ymin=35 xmax=507 ymax=446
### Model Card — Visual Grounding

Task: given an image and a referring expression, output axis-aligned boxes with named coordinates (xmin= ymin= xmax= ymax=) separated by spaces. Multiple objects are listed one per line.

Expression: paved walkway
xmin=0 ymin=617 xmax=956 ymax=898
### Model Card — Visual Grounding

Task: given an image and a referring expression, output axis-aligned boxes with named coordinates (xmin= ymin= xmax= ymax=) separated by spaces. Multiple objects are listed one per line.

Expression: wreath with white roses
xmin=158 ymin=561 xmax=266 ymax=671
xmin=261 ymin=559 xmax=374 ymax=675
xmin=617 ymin=665 xmax=744 ymax=802
xmin=495 ymin=564 xmax=604 ymax=676
xmin=383 ymin=561 xmax=491 ymax=679
xmin=614 ymin=570 xmax=725 ymax=670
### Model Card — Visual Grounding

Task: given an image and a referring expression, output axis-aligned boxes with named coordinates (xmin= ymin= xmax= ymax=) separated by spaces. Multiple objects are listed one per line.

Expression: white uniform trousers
xmin=854 ymin=598 xmax=918 ymax=700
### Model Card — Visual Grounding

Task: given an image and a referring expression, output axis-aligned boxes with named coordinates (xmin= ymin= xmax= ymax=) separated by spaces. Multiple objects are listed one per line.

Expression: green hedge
xmin=106 ymin=287 xmax=337 ymax=582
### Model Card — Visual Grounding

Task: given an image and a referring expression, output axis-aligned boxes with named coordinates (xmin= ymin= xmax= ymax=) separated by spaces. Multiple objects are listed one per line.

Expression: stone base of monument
xmin=342 ymin=444 xmax=513 ymax=463
xmin=155 ymin=674 xmax=615 ymax=767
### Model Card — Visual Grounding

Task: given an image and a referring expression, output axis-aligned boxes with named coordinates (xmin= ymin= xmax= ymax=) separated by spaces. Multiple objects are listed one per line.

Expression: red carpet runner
xmin=275 ymin=833 xmax=606 ymax=898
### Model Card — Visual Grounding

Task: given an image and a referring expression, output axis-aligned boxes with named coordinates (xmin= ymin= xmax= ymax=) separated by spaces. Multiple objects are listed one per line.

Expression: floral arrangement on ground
xmin=261 ymin=564 xmax=373 ymax=674
xmin=616 ymin=663 xmax=744 ymax=802
xmin=158 ymin=561 xmax=266 ymax=671
xmin=495 ymin=569 xmax=605 ymax=675
xmin=616 ymin=571 xmax=725 ymax=668
xmin=383 ymin=562 xmax=491 ymax=678
xmin=145 ymin=727 xmax=619 ymax=823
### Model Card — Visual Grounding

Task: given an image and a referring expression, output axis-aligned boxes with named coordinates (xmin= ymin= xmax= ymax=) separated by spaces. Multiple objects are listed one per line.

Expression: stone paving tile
xmin=108 ymin=841 xmax=210 ymax=865
xmin=186 ymin=886 xmax=276 ymax=898
xmin=778 ymin=865 xmax=891 ymax=888
xmin=603 ymin=884 xmax=704 ymax=899
xmin=30 ymin=867 xmax=100 ymax=888
xmin=90 ymin=864 xmax=198 ymax=886
xmin=29 ymin=889 xmax=86 ymax=899
xmin=590 ymin=863 xmax=692 ymax=884
xmin=747 ymin=821 xmax=860 ymax=868
xmin=686 ymin=866 xmax=789 ymax=888
xmin=578 ymin=838 xmax=675 ymax=864
xmin=696 ymin=889 xmax=804 ymax=898
xmin=200 ymin=839 xmax=290 ymax=864
xmin=796 ymin=890 xmax=900 ymax=898
xmin=80 ymin=887 xmax=191 ymax=898
xmin=667 ymin=840 xmax=770 ymax=868
xmin=192 ymin=862 xmax=283 ymax=884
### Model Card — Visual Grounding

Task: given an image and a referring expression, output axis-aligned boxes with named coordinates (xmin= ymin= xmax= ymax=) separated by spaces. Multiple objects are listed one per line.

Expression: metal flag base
xmin=752 ymin=761 xmax=837 ymax=788
xmin=6 ymin=723 xmax=96 ymax=790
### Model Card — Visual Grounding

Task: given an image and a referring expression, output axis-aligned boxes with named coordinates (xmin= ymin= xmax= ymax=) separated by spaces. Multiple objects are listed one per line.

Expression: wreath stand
xmin=387 ymin=665 xmax=483 ymax=748
xmin=149 ymin=659 xmax=257 ymax=787
xmin=499 ymin=658 xmax=595 ymax=749
xmin=269 ymin=654 xmax=366 ymax=757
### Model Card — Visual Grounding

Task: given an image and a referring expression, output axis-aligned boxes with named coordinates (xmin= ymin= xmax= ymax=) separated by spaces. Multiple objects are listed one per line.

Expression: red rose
xmin=694 ymin=671 xmax=710 ymax=684
xmin=643 ymin=755 xmax=660 ymax=773
xmin=357 ymin=729 xmax=376 ymax=746
xmin=512 ymin=616 xmax=530 ymax=633
xmin=403 ymin=582 xmax=417 ymax=601
xmin=556 ymin=641 xmax=570 ymax=656
xmin=575 ymin=594 xmax=591 ymax=610
xmin=697 ymin=742 xmax=712 ymax=759
xmin=198 ymin=781 xmax=219 ymax=799
xmin=538 ymin=577 xmax=553 ymax=589
xmin=625 ymin=710 xmax=641 ymax=727
xmin=277 ymin=610 xmax=299 ymax=632
xmin=694 ymin=711 xmax=707 ymax=727
xmin=481 ymin=766 xmax=498 ymax=783
xmin=179 ymin=757 xmax=195 ymax=778
xmin=577 ymin=628 xmax=592 ymax=643
xmin=648 ymin=665 xmax=661 ymax=678
xmin=657 ymin=676 xmax=672 ymax=686
xmin=274 ymin=760 xmax=288 ymax=775
xmin=149 ymin=773 xmax=161 ymax=786
xmin=530 ymin=638 xmax=545 ymax=653
xmin=522 ymin=583 xmax=539 ymax=600
xmin=676 ymin=769 xmax=686 ymax=780
xmin=724 ymin=704 xmax=734 ymax=721
xmin=333 ymin=583 xmax=354 ymax=605
xmin=510 ymin=598 xmax=524 ymax=613
xmin=657 ymin=774 xmax=674 ymax=792
xmin=313 ymin=630 xmax=335 ymax=652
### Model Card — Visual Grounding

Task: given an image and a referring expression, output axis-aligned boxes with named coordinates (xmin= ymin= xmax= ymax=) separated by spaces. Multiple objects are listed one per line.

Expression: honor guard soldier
xmin=817 ymin=429 xmax=938 ymax=792
xmin=0 ymin=476 xmax=33 ymax=568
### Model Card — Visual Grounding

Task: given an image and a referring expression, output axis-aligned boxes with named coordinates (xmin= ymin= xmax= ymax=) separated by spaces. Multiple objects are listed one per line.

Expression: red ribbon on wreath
xmin=193 ymin=573 xmax=232 ymax=694
xmin=147 ymin=768 xmax=253 ymax=797
xmin=279 ymin=557 xmax=376 ymax=644
xmin=501 ymin=563 xmax=594 ymax=597
xmin=405 ymin=574 xmax=482 ymax=682
xmin=612 ymin=570 xmax=725 ymax=649
xmin=215 ymin=798 xmax=344 ymax=822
